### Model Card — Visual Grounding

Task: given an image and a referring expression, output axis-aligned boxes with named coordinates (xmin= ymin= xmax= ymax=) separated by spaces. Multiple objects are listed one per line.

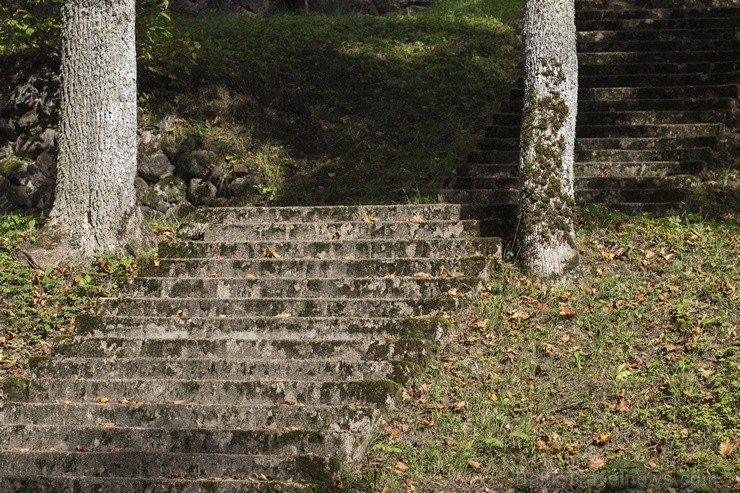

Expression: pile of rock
xmin=0 ymin=74 xmax=266 ymax=219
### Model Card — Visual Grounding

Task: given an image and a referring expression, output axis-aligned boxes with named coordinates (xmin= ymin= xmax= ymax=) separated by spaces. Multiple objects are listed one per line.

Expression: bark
xmin=517 ymin=0 xmax=579 ymax=279
xmin=28 ymin=0 xmax=147 ymax=266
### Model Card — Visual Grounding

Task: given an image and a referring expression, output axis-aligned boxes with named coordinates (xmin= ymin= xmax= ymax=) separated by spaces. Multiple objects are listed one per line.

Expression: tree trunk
xmin=29 ymin=0 xmax=146 ymax=266
xmin=517 ymin=0 xmax=579 ymax=279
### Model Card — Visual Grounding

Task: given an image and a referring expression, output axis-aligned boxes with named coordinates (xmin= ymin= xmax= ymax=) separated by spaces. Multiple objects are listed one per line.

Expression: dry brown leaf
xmin=592 ymin=432 xmax=610 ymax=445
xmin=167 ymin=400 xmax=187 ymax=405
xmin=97 ymin=421 xmax=116 ymax=428
xmin=508 ymin=310 xmax=530 ymax=321
xmin=413 ymin=272 xmax=433 ymax=279
xmin=394 ymin=461 xmax=409 ymax=474
xmin=94 ymin=396 xmax=110 ymax=404
xmin=719 ymin=438 xmax=739 ymax=458
xmin=274 ymin=312 xmax=292 ymax=318
xmin=587 ymin=457 xmax=606 ymax=470
xmin=263 ymin=248 xmax=281 ymax=259
xmin=243 ymin=273 xmax=256 ymax=279
xmin=559 ymin=305 xmax=575 ymax=317
xmin=467 ymin=460 xmax=482 ymax=470
xmin=118 ymin=397 xmax=139 ymax=405
xmin=362 ymin=213 xmax=378 ymax=223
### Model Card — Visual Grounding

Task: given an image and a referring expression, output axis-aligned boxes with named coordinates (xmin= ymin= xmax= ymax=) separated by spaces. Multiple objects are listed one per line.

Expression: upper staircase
xmin=440 ymin=0 xmax=739 ymax=236
xmin=0 ymin=205 xmax=498 ymax=491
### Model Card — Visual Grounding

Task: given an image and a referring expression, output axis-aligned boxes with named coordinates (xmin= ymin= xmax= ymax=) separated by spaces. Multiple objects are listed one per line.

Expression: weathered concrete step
xmin=0 ymin=476 xmax=321 ymax=493
xmin=578 ymin=50 xmax=738 ymax=65
xmin=178 ymin=219 xmax=479 ymax=242
xmin=466 ymin=149 xmax=519 ymax=164
xmin=502 ymin=97 xmax=737 ymax=114
xmin=157 ymin=237 xmax=501 ymax=260
xmin=98 ymin=296 xmax=459 ymax=319
xmin=578 ymin=28 xmax=738 ymax=42
xmin=470 ymin=147 xmax=713 ymax=165
xmin=0 ymin=451 xmax=334 ymax=484
xmin=575 ymin=123 xmax=723 ymax=138
xmin=575 ymin=84 xmax=740 ymax=101
xmin=29 ymin=357 xmax=398 ymax=383
xmin=128 ymin=276 xmax=482 ymax=300
xmin=137 ymin=257 xmax=490 ymax=280
xmin=477 ymin=136 xmax=719 ymax=152
xmin=439 ymin=187 xmax=686 ymax=205
xmin=490 ymin=110 xmax=731 ymax=127
xmin=75 ymin=314 xmax=452 ymax=342
xmin=452 ymin=161 xmax=706 ymax=180
xmin=0 ymin=401 xmax=377 ymax=432
xmin=52 ymin=336 xmax=438 ymax=363
xmin=580 ymin=72 xmax=739 ymax=88
xmin=185 ymin=204 xmax=462 ymax=224
xmin=0 ymin=424 xmax=362 ymax=460
xmin=576 ymin=17 xmax=739 ymax=31
xmin=3 ymin=378 xmax=401 ymax=407
xmin=446 ymin=175 xmax=694 ymax=192
xmin=575 ymin=6 xmax=740 ymax=20
xmin=578 ymin=38 xmax=738 ymax=53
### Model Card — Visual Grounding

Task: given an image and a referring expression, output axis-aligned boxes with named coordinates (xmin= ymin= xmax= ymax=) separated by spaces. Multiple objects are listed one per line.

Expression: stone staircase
xmin=440 ymin=0 xmax=739 ymax=237
xmin=0 ymin=205 xmax=499 ymax=491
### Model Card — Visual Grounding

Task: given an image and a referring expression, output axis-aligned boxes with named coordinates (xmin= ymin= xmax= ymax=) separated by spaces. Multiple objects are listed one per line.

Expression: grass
xmin=350 ymin=207 xmax=739 ymax=492
xmin=139 ymin=0 xmax=522 ymax=206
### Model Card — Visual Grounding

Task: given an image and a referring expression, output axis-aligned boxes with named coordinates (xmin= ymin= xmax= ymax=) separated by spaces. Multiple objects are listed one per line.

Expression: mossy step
xmin=470 ymin=147 xmax=713 ymax=165
xmin=576 ymin=17 xmax=739 ymax=31
xmin=3 ymin=378 xmax=402 ymax=408
xmin=449 ymin=202 xmax=686 ymax=222
xmin=576 ymin=123 xmax=723 ymax=138
xmin=573 ymin=98 xmax=736 ymax=113
xmin=578 ymin=27 xmax=737 ymax=42
xmin=580 ymin=72 xmax=739 ymax=89
xmin=52 ymin=336 xmax=439 ymax=364
xmin=0 ymin=401 xmax=378 ymax=432
xmin=456 ymin=161 xmax=706 ymax=179
xmin=448 ymin=175 xmax=697 ymax=192
xmin=439 ymin=187 xmax=686 ymax=206
xmin=576 ymin=110 xmax=731 ymax=126
xmin=0 ymin=424 xmax=364 ymax=460
xmin=578 ymin=50 xmax=738 ymax=65
xmin=128 ymin=276 xmax=483 ymax=300
xmin=575 ymin=1 xmax=739 ymax=14
xmin=576 ymin=7 xmax=740 ymax=21
xmin=579 ymin=63 xmax=738 ymax=78
xmin=578 ymin=39 xmax=738 ymax=53
xmin=178 ymin=219 xmax=480 ymax=242
xmin=76 ymin=314 xmax=453 ymax=342
xmin=99 ymin=296 xmax=460 ymax=319
xmin=137 ymin=257 xmax=490 ymax=280
xmin=0 ymin=476 xmax=323 ymax=493
xmin=157 ymin=237 xmax=501 ymax=260
xmin=0 ymin=451 xmax=335 ymax=485
xmin=185 ymin=204 xmax=462 ymax=224
xmin=29 ymin=357 xmax=404 ymax=383
xmin=576 ymin=136 xmax=719 ymax=151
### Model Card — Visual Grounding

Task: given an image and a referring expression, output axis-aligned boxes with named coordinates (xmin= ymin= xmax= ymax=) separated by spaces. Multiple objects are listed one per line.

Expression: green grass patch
xmin=141 ymin=0 xmax=522 ymax=205
xmin=354 ymin=207 xmax=739 ymax=491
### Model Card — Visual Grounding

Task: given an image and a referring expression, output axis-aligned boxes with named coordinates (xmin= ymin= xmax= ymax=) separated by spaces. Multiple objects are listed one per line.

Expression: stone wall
xmin=0 ymin=73 xmax=265 ymax=220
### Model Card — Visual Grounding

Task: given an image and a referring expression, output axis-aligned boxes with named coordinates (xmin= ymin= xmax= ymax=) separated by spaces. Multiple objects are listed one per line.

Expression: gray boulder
xmin=138 ymin=151 xmax=175 ymax=182
xmin=178 ymin=149 xmax=218 ymax=179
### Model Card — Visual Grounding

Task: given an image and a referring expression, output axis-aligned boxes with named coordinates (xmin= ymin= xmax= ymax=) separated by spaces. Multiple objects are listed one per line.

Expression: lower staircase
xmin=440 ymin=0 xmax=739 ymax=236
xmin=0 ymin=204 xmax=498 ymax=491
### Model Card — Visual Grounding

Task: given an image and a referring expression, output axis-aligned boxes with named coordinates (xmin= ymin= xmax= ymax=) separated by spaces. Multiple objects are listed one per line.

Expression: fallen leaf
xmin=413 ymin=272 xmax=433 ymax=279
xmin=166 ymin=400 xmax=187 ymax=405
xmin=108 ymin=446 xmax=122 ymax=452
xmin=644 ymin=459 xmax=659 ymax=470
xmin=207 ymin=273 xmax=220 ymax=278
xmin=587 ymin=457 xmax=605 ymax=470
xmin=75 ymin=445 xmax=86 ymax=452
xmin=118 ymin=397 xmax=139 ymax=405
xmin=94 ymin=396 xmax=110 ymax=404
xmin=362 ymin=213 xmax=378 ymax=223
xmin=261 ymin=425 xmax=278 ymax=431
xmin=467 ymin=460 xmax=482 ymax=470
xmin=394 ymin=461 xmax=409 ymax=474
xmin=719 ymin=438 xmax=739 ymax=458
xmin=331 ymin=232 xmax=341 ymax=240
xmin=508 ymin=310 xmax=530 ymax=321
xmin=274 ymin=312 xmax=292 ymax=318
xmin=592 ymin=432 xmax=610 ymax=445
xmin=263 ymin=248 xmax=280 ymax=259
xmin=97 ymin=421 xmax=116 ymax=428
xmin=153 ymin=259 xmax=161 ymax=267
xmin=559 ymin=305 xmax=575 ymax=317
xmin=243 ymin=273 xmax=256 ymax=279
xmin=451 ymin=401 xmax=466 ymax=411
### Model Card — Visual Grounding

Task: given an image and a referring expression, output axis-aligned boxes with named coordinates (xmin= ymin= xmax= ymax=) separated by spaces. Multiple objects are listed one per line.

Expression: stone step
xmin=137 ymin=257 xmax=490 ymax=280
xmin=578 ymin=28 xmax=738 ymax=42
xmin=580 ymin=72 xmax=739 ymax=88
xmin=501 ymin=96 xmax=736 ymax=114
xmin=439 ymin=187 xmax=686 ymax=205
xmin=157 ymin=237 xmax=501 ymax=260
xmin=128 ymin=276 xmax=482 ymax=299
xmin=454 ymin=160 xmax=706 ymax=179
xmin=4 ymin=378 xmax=402 ymax=408
xmin=0 ymin=451 xmax=334 ymax=486
xmin=489 ymin=110 xmax=731 ymax=126
xmin=578 ymin=50 xmax=738 ymax=65
xmin=29 ymin=357 xmax=398 ymax=383
xmin=75 ymin=314 xmax=452 ymax=342
xmin=184 ymin=204 xmax=462 ymax=224
xmin=477 ymin=136 xmax=719 ymax=152
xmin=575 ymin=6 xmax=740 ymax=20
xmin=580 ymin=60 xmax=738 ymax=76
xmin=0 ymin=476 xmax=322 ymax=493
xmin=577 ymin=38 xmax=738 ymax=53
xmin=576 ymin=16 xmax=739 ymax=31
xmin=575 ymin=123 xmax=723 ymax=138
xmin=52 ymin=336 xmax=438 ymax=363
xmin=0 ymin=424 xmax=363 ymax=460
xmin=446 ymin=175 xmax=693 ymax=192
xmin=178 ymin=219 xmax=480 ymax=242
xmin=0 ymin=401 xmax=378 ymax=432
xmin=470 ymin=148 xmax=713 ymax=165
xmin=575 ymin=85 xmax=740 ymax=101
